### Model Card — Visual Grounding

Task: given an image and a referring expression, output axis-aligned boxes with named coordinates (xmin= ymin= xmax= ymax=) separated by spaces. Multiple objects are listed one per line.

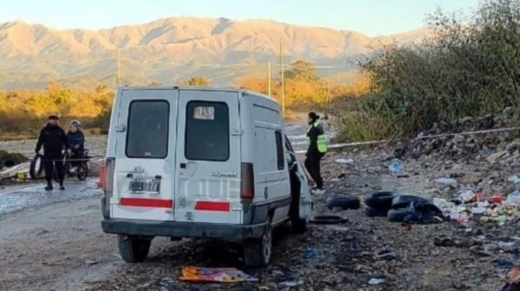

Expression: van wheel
xmin=292 ymin=217 xmax=307 ymax=234
xmin=244 ymin=217 xmax=272 ymax=268
xmin=118 ymin=235 xmax=151 ymax=263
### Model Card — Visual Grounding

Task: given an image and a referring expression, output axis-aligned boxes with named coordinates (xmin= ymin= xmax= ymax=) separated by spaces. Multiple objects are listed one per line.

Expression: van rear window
xmin=185 ymin=101 xmax=229 ymax=161
xmin=126 ymin=100 xmax=169 ymax=158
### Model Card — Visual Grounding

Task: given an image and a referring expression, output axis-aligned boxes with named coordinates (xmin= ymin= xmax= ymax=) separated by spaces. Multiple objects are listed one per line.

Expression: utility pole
xmin=279 ymin=39 xmax=285 ymax=117
xmin=117 ymin=48 xmax=122 ymax=87
xmin=267 ymin=61 xmax=272 ymax=97
xmin=327 ymin=67 xmax=331 ymax=103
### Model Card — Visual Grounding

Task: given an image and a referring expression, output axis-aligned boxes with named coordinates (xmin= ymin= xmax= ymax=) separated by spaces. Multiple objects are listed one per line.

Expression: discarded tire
xmin=365 ymin=191 xmax=398 ymax=211
xmin=29 ymin=154 xmax=44 ymax=179
xmin=365 ymin=206 xmax=388 ymax=217
xmin=387 ymin=209 xmax=412 ymax=222
xmin=0 ymin=150 xmax=7 ymax=169
xmin=388 ymin=202 xmax=444 ymax=224
xmin=309 ymin=215 xmax=348 ymax=225
xmin=326 ymin=197 xmax=361 ymax=210
xmin=3 ymin=153 xmax=28 ymax=168
xmin=392 ymin=195 xmax=428 ymax=209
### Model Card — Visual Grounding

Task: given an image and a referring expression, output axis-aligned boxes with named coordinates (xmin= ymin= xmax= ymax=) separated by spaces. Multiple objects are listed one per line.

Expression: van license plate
xmin=129 ymin=180 xmax=160 ymax=193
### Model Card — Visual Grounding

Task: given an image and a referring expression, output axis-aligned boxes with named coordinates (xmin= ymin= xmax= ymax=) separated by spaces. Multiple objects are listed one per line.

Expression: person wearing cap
xmin=35 ymin=115 xmax=69 ymax=191
xmin=67 ymin=120 xmax=85 ymax=171
xmin=305 ymin=112 xmax=328 ymax=194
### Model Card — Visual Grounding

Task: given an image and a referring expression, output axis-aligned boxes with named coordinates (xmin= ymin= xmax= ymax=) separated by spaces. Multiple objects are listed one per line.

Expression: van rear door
xmin=111 ymin=88 xmax=177 ymax=221
xmin=174 ymin=89 xmax=242 ymax=224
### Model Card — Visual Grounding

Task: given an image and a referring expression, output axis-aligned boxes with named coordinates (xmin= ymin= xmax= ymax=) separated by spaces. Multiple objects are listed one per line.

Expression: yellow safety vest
xmin=307 ymin=122 xmax=327 ymax=153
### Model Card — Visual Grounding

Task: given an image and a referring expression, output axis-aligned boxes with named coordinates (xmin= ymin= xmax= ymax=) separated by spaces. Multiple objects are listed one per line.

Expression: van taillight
xmin=103 ymin=158 xmax=115 ymax=199
xmin=97 ymin=160 xmax=105 ymax=188
xmin=240 ymin=163 xmax=254 ymax=201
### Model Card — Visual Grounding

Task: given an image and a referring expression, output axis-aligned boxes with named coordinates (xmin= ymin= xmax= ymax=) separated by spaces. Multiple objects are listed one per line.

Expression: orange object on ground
xmin=179 ymin=266 xmax=258 ymax=283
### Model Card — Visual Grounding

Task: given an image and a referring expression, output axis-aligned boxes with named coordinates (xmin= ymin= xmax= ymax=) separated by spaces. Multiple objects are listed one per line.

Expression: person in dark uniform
xmin=66 ymin=120 xmax=85 ymax=171
xmin=305 ymin=112 xmax=328 ymax=194
xmin=35 ymin=115 xmax=69 ymax=191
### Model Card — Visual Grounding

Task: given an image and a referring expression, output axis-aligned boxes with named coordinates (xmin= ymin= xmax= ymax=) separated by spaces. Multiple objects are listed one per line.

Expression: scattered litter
xmin=179 ymin=266 xmax=258 ymax=283
xmin=335 ymin=158 xmax=354 ymax=165
xmin=508 ymin=267 xmax=520 ymax=281
xmin=490 ymin=195 xmax=503 ymax=204
xmin=280 ymin=281 xmax=303 ymax=287
xmin=451 ymin=212 xmax=471 ymax=225
xmin=304 ymin=247 xmax=319 ymax=259
xmin=460 ymin=191 xmax=477 ymax=203
xmin=487 ymin=150 xmax=508 ymax=163
xmin=509 ymin=175 xmax=520 ymax=184
xmin=368 ymin=278 xmax=385 ymax=285
xmin=388 ymin=160 xmax=403 ymax=173
xmin=436 ymin=178 xmax=457 ymax=186
xmin=471 ymin=206 xmax=487 ymax=215
xmin=499 ymin=241 xmax=516 ymax=251
xmin=501 ymin=282 xmax=520 ymax=291
xmin=85 ymin=260 xmax=98 ymax=266
xmin=376 ymin=251 xmax=397 ymax=261
xmin=508 ymin=191 xmax=520 ymax=205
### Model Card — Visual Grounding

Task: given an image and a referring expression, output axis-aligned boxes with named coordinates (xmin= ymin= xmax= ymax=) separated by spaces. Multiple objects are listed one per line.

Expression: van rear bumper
xmin=101 ymin=218 xmax=267 ymax=240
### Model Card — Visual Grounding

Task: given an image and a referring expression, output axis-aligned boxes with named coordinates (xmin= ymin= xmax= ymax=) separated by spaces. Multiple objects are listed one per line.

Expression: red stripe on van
xmin=120 ymin=198 xmax=173 ymax=208
xmin=195 ymin=201 xmax=231 ymax=212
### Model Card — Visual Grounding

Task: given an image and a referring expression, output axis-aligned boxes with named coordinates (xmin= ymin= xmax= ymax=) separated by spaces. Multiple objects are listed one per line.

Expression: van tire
xmin=118 ymin=235 xmax=151 ymax=263
xmin=244 ymin=217 xmax=272 ymax=268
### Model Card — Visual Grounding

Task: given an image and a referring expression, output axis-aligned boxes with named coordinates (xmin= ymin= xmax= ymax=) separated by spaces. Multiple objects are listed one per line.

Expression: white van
xmin=100 ymin=86 xmax=313 ymax=267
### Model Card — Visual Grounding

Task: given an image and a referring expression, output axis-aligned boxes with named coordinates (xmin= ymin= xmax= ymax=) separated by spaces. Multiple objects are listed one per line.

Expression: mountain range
xmin=0 ymin=17 xmax=430 ymax=89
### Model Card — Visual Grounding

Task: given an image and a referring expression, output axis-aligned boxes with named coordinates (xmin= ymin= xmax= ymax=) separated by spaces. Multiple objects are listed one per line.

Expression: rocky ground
xmin=1 ymin=116 xmax=520 ymax=290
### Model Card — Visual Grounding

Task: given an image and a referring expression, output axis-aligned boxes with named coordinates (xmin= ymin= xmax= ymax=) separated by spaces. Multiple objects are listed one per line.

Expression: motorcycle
xmin=29 ymin=149 xmax=90 ymax=181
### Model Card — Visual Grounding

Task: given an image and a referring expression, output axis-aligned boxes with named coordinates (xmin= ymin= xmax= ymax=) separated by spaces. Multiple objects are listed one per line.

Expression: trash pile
xmin=432 ymin=188 xmax=520 ymax=227
xmin=381 ymin=112 xmax=520 ymax=161
xmin=502 ymin=267 xmax=520 ymax=291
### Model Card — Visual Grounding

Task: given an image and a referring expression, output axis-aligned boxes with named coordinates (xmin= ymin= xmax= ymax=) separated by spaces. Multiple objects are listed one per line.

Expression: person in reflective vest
xmin=305 ymin=112 xmax=327 ymax=193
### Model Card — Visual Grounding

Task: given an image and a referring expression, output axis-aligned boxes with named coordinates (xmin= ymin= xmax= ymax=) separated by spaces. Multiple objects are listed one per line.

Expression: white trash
xmin=436 ymin=178 xmax=457 ymax=186
xmin=335 ymin=158 xmax=354 ymax=165
xmin=507 ymin=190 xmax=520 ymax=205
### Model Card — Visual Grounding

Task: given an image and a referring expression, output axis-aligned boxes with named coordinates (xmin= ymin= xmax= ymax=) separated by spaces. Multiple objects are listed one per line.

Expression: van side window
xmin=185 ymin=101 xmax=230 ymax=161
xmin=275 ymin=131 xmax=284 ymax=170
xmin=126 ymin=100 xmax=169 ymax=159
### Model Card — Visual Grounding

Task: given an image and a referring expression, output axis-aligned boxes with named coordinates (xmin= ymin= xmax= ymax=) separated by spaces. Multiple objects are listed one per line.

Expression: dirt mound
xmin=387 ymin=114 xmax=520 ymax=161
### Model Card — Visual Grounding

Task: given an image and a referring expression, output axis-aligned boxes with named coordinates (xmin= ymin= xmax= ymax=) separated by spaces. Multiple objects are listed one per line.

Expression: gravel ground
xmin=0 ymin=145 xmax=517 ymax=291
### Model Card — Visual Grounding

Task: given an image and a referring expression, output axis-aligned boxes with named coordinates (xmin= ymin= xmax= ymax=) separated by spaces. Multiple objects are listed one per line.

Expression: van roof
xmin=119 ymin=85 xmax=276 ymax=103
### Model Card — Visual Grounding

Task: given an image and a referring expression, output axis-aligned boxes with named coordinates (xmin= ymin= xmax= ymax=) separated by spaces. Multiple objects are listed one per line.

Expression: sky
xmin=1 ymin=0 xmax=480 ymax=36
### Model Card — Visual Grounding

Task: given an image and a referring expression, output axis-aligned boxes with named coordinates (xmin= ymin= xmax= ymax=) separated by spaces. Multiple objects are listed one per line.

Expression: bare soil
xmin=0 ymin=147 xmax=515 ymax=291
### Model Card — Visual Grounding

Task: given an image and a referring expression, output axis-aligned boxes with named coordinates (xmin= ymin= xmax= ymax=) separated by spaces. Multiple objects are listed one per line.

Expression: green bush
xmin=335 ymin=0 xmax=520 ymax=142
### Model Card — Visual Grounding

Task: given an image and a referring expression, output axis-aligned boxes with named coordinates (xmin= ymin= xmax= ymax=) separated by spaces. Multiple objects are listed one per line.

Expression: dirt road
xmin=0 ymin=147 xmax=512 ymax=291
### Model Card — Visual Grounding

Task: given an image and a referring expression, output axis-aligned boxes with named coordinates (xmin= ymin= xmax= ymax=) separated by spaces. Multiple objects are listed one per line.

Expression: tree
xmin=285 ymin=60 xmax=320 ymax=82
xmin=185 ymin=76 xmax=210 ymax=86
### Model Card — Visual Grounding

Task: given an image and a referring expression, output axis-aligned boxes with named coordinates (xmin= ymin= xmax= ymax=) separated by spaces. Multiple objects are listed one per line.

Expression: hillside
xmin=0 ymin=17 xmax=430 ymax=89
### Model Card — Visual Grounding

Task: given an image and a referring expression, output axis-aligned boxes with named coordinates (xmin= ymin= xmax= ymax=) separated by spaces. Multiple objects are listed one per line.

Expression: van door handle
xmin=180 ymin=163 xmax=186 ymax=169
